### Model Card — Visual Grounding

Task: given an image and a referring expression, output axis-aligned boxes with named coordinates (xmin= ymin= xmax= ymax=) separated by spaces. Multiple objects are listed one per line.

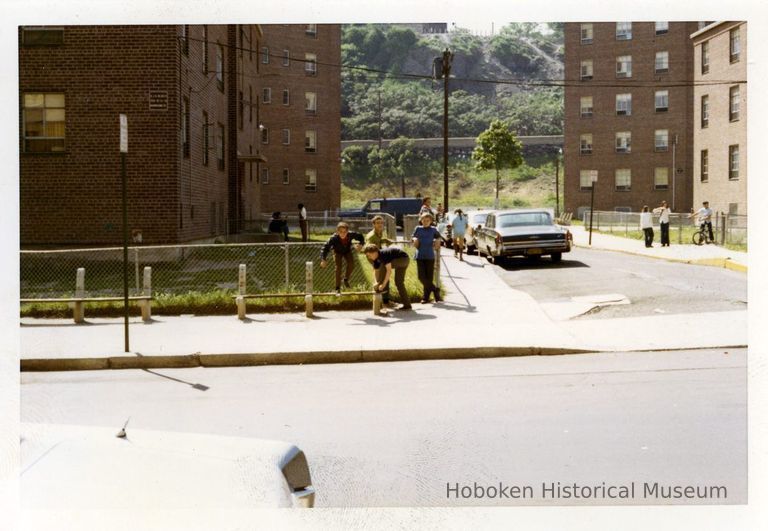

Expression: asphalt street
xmin=21 ymin=348 xmax=747 ymax=507
xmin=491 ymin=246 xmax=747 ymax=319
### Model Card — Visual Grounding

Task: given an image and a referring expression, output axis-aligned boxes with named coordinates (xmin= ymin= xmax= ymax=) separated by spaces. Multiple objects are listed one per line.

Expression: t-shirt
xmin=365 ymin=229 xmax=393 ymax=248
xmin=640 ymin=212 xmax=653 ymax=229
xmin=412 ymin=225 xmax=441 ymax=260
xmin=372 ymin=247 xmax=409 ymax=269
xmin=450 ymin=214 xmax=468 ymax=237
xmin=697 ymin=207 xmax=713 ymax=221
xmin=653 ymin=206 xmax=670 ymax=223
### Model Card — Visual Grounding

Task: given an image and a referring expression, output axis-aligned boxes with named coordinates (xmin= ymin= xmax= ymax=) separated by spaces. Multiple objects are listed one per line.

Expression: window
xmin=580 ymin=23 xmax=593 ymax=44
xmin=580 ymin=133 xmax=593 ymax=154
xmin=701 ymin=41 xmax=710 ymax=75
xmin=181 ymin=25 xmax=189 ymax=55
xmin=616 ymin=93 xmax=632 ymax=115
xmin=202 ymin=111 xmax=209 ymax=165
xmin=655 ymin=90 xmax=669 ymax=112
xmin=655 ymin=51 xmax=669 ymax=73
xmin=202 ymin=25 xmax=208 ymax=74
xmin=306 ymin=24 xmax=317 ymax=36
xmin=728 ymin=203 xmax=738 ymax=216
xmin=580 ymin=170 xmax=597 ymax=190
xmin=580 ymin=96 xmax=593 ymax=117
xmin=282 ymin=168 xmax=290 ymax=185
xmin=700 ymin=150 xmax=709 ymax=182
xmin=654 ymin=167 xmax=669 ymax=190
xmin=616 ymin=22 xmax=632 ymax=40
xmin=261 ymin=127 xmax=269 ymax=144
xmin=305 ymin=92 xmax=317 ymax=113
xmin=262 ymin=87 xmax=271 ymax=104
xmin=261 ymin=167 xmax=270 ymax=184
xmin=283 ymin=88 xmax=290 ymax=106
xmin=305 ymin=169 xmax=317 ymax=191
xmin=282 ymin=49 xmax=290 ymax=66
xmin=615 ymin=131 xmax=631 ymax=153
xmin=22 ymin=93 xmax=66 ymax=152
xmin=615 ymin=169 xmax=631 ymax=191
xmin=216 ymin=124 xmax=224 ymax=170
xmin=729 ymin=145 xmax=739 ymax=180
xmin=729 ymin=86 xmax=740 ymax=121
xmin=305 ymin=130 xmax=317 ymax=152
xmin=261 ymin=46 xmax=269 ymax=64
xmin=580 ymin=60 xmax=593 ymax=80
xmin=654 ymin=129 xmax=669 ymax=152
xmin=701 ymin=95 xmax=709 ymax=128
xmin=182 ymin=96 xmax=190 ymax=157
xmin=216 ymin=43 xmax=224 ymax=91
xmin=655 ymin=21 xmax=669 ymax=35
xmin=616 ymin=55 xmax=632 ymax=78
xmin=730 ymin=28 xmax=740 ymax=63
xmin=21 ymin=26 xmax=64 ymax=46
xmin=305 ymin=53 xmax=317 ymax=75
xmin=282 ymin=128 xmax=290 ymax=145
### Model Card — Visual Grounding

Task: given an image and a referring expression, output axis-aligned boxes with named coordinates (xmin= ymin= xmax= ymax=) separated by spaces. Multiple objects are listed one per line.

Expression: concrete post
xmin=720 ymin=213 xmax=726 ymax=245
xmin=305 ymin=261 xmax=313 ymax=318
xmin=141 ymin=266 xmax=152 ymax=322
xmin=373 ymin=292 xmax=383 ymax=315
xmin=74 ymin=267 xmax=85 ymax=323
xmin=237 ymin=264 xmax=246 ymax=320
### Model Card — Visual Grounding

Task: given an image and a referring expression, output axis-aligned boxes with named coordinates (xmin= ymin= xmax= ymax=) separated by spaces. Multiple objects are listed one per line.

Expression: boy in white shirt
xmin=640 ymin=205 xmax=654 ymax=248
xmin=652 ymin=200 xmax=671 ymax=247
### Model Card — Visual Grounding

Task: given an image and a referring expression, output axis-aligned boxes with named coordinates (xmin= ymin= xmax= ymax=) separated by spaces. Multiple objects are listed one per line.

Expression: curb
xmin=21 ymin=346 xmax=597 ymax=372
xmin=573 ymin=243 xmax=747 ymax=272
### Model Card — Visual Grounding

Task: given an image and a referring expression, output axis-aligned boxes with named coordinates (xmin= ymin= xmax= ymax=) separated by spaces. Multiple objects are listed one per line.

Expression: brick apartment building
xmin=691 ymin=22 xmax=747 ymax=216
xmin=563 ymin=22 xmax=700 ymax=218
xmin=19 ymin=24 xmax=341 ymax=246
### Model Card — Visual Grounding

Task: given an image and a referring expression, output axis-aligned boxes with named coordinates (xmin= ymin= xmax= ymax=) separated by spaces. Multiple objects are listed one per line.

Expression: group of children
xmin=320 ymin=209 xmax=465 ymax=310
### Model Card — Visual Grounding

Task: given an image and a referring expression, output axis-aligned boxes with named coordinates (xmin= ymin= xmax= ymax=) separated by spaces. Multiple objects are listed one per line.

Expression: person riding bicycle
xmin=689 ymin=201 xmax=714 ymax=244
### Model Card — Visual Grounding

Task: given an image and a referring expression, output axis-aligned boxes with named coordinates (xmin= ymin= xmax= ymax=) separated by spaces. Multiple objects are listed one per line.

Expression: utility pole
xmin=442 ymin=48 xmax=453 ymax=212
xmin=119 ymin=114 xmax=130 ymax=352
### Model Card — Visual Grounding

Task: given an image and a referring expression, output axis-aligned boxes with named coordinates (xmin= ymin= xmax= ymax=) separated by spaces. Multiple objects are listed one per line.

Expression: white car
xmin=21 ymin=423 xmax=315 ymax=527
xmin=463 ymin=210 xmax=491 ymax=254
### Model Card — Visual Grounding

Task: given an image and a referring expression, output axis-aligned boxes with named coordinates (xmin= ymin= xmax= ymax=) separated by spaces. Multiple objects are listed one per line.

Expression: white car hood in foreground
xmin=21 ymin=423 xmax=309 ymax=518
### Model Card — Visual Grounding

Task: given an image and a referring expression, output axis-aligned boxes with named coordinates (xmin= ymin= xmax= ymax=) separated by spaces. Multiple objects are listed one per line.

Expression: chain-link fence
xmin=21 ymin=238 xmax=425 ymax=301
xmin=580 ymin=210 xmax=748 ymax=247
xmin=241 ymin=211 xmax=397 ymax=241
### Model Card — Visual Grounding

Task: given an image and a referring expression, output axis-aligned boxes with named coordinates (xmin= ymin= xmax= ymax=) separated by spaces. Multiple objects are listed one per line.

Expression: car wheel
xmin=551 ymin=252 xmax=562 ymax=263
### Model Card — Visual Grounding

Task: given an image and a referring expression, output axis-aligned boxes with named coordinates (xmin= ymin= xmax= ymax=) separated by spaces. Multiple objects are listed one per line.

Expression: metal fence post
xmin=74 ymin=267 xmax=85 ymax=323
xmin=624 ymin=213 xmax=628 ymax=236
xmin=284 ymin=244 xmax=290 ymax=286
xmin=141 ymin=266 xmax=152 ymax=322
xmin=720 ymin=213 xmax=726 ymax=245
xmin=237 ymin=264 xmax=246 ymax=320
xmin=305 ymin=261 xmax=314 ymax=318
xmin=134 ymin=247 xmax=140 ymax=294
xmin=678 ymin=215 xmax=683 ymax=244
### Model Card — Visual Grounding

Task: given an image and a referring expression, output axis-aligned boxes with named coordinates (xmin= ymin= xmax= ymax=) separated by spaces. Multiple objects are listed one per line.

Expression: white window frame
xmin=580 ymin=60 xmax=593 ymax=80
xmin=282 ymin=168 xmax=290 ymax=185
xmin=615 ymin=168 xmax=631 ymax=191
xmin=655 ymin=51 xmax=669 ymax=73
xmin=615 ymin=131 xmax=631 ymax=153
xmin=580 ymin=133 xmax=593 ymax=155
xmin=580 ymin=96 xmax=593 ymax=117
xmin=305 ymin=53 xmax=317 ymax=75
xmin=654 ymin=167 xmax=669 ymax=190
xmin=580 ymin=170 xmax=597 ymax=190
xmin=262 ymin=87 xmax=271 ymax=104
xmin=580 ymin=23 xmax=593 ymax=44
xmin=729 ymin=86 xmax=740 ymax=121
xmin=655 ymin=90 xmax=669 ymax=112
xmin=305 ymin=168 xmax=317 ymax=192
xmin=282 ymin=128 xmax=290 ymax=145
xmin=729 ymin=145 xmax=739 ymax=180
xmin=261 ymin=167 xmax=270 ymax=184
xmin=305 ymin=130 xmax=317 ymax=153
xmin=616 ymin=22 xmax=632 ymax=40
xmin=616 ymin=55 xmax=632 ymax=78
xmin=654 ymin=129 xmax=669 ymax=152
xmin=616 ymin=93 xmax=632 ymax=116
xmin=655 ymin=21 xmax=669 ymax=35
xmin=283 ymin=88 xmax=290 ymax=106
xmin=305 ymin=91 xmax=317 ymax=113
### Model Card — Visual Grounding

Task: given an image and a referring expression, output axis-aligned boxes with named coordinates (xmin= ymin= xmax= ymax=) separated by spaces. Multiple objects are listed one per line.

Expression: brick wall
xmin=564 ymin=22 xmax=698 ymax=217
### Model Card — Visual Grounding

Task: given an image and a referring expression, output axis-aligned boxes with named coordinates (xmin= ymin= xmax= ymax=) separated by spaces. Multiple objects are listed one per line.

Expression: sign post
xmin=120 ymin=114 xmax=130 ymax=352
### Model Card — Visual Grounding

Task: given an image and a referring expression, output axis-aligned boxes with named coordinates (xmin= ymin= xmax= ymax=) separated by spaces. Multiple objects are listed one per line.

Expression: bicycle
xmin=692 ymin=223 xmax=713 ymax=246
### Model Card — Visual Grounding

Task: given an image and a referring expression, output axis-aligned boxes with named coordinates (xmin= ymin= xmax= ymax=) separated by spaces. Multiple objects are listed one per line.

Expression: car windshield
xmin=472 ymin=213 xmax=488 ymax=224
xmin=497 ymin=212 xmax=551 ymax=228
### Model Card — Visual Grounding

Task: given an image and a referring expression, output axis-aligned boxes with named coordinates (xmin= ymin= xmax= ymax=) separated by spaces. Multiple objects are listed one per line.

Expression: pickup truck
xmin=339 ymin=197 xmax=422 ymax=227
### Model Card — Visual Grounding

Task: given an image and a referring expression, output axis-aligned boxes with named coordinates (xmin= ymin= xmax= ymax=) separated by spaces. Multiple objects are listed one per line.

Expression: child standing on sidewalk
xmin=412 ymin=212 xmax=442 ymax=303
xmin=320 ymin=222 xmax=365 ymax=294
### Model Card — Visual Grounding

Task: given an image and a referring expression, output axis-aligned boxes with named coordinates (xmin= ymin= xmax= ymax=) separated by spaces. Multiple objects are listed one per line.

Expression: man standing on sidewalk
xmin=298 ymin=203 xmax=308 ymax=242
xmin=640 ymin=206 xmax=654 ymax=248
xmin=653 ymin=200 xmax=671 ymax=247
xmin=320 ymin=222 xmax=365 ymax=294
xmin=690 ymin=201 xmax=714 ymax=243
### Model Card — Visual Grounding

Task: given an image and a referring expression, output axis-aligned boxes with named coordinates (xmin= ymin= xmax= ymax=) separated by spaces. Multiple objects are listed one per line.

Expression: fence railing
xmin=20 ymin=238 xmax=424 ymax=302
xmin=580 ymin=210 xmax=747 ymax=247
xmin=242 ymin=211 xmax=397 ymax=240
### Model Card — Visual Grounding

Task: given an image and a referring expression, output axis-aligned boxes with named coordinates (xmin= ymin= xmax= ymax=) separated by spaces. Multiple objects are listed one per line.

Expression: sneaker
xmin=343 ymin=278 xmax=351 ymax=288
xmin=420 ymin=298 xmax=430 ymax=304
xmin=396 ymin=305 xmax=413 ymax=311
xmin=335 ymin=288 xmax=341 ymax=296
xmin=433 ymin=290 xmax=443 ymax=303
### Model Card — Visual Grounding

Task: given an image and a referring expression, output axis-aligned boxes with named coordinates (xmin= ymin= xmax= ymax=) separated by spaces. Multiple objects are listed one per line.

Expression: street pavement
xmin=19 ymin=231 xmax=748 ymax=371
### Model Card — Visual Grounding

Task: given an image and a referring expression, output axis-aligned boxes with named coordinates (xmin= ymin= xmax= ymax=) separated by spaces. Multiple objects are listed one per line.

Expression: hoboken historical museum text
xmin=446 ymin=481 xmax=728 ymax=500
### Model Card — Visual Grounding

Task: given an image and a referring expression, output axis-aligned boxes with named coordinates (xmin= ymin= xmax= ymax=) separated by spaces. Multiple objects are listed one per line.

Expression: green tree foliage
xmin=472 ymin=120 xmax=524 ymax=207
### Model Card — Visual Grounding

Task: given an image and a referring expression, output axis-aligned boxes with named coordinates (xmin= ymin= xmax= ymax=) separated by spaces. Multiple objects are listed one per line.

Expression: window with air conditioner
xmin=615 ymin=131 xmax=631 ymax=153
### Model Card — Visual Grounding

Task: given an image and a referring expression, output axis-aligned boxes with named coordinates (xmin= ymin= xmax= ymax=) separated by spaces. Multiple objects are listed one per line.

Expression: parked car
xmin=339 ymin=197 xmax=422 ymax=227
xmin=463 ymin=210 xmax=490 ymax=254
xmin=21 ymin=422 xmax=315 ymax=527
xmin=475 ymin=209 xmax=572 ymax=263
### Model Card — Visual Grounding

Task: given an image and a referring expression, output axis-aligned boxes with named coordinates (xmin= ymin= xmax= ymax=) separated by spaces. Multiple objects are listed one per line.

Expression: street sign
xmin=120 ymin=114 xmax=128 ymax=153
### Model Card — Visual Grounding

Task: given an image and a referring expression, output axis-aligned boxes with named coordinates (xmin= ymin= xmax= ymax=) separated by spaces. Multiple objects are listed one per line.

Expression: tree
xmin=472 ymin=120 xmax=524 ymax=208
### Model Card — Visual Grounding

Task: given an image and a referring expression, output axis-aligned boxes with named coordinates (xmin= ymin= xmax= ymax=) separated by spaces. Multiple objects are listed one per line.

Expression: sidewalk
xmin=20 ymin=246 xmax=747 ymax=371
xmin=569 ymin=224 xmax=748 ymax=272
